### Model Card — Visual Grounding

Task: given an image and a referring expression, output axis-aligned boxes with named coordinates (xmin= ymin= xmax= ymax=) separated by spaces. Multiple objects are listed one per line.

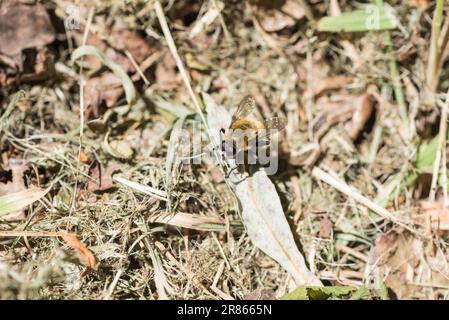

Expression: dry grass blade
xmin=113 ymin=176 xmax=168 ymax=201
xmin=149 ymin=212 xmax=228 ymax=232
xmin=165 ymin=116 xmax=186 ymax=210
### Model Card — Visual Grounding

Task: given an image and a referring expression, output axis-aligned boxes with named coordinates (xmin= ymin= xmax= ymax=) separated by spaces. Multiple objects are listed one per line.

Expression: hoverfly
xmin=220 ymin=95 xmax=287 ymax=162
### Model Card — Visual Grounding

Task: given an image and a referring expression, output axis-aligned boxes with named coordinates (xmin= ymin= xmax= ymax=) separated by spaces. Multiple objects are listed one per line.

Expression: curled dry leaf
xmin=102 ymin=136 xmax=134 ymax=160
xmin=344 ymin=93 xmax=375 ymax=140
xmin=204 ymin=93 xmax=321 ymax=286
xmin=59 ymin=232 xmax=97 ymax=270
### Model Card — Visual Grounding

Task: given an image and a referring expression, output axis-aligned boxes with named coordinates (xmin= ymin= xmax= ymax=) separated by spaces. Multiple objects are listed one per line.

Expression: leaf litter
xmin=1 ymin=0 xmax=449 ymax=300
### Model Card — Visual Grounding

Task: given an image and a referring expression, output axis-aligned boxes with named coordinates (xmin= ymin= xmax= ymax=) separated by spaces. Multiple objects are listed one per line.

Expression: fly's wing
xmin=260 ymin=117 xmax=287 ymax=139
xmin=246 ymin=117 xmax=287 ymax=151
xmin=231 ymin=95 xmax=264 ymax=125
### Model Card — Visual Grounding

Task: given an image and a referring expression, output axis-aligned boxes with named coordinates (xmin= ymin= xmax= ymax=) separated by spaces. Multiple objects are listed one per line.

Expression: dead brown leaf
xmin=155 ymin=51 xmax=182 ymax=90
xmin=84 ymin=72 xmax=124 ymax=110
xmin=373 ymin=230 xmax=399 ymax=262
xmin=304 ymin=76 xmax=354 ymax=100
xmin=0 ymin=2 xmax=55 ymax=69
xmin=244 ymin=289 xmax=276 ymax=300
xmin=87 ymin=162 xmax=120 ymax=192
xmin=59 ymin=231 xmax=97 ymax=270
xmin=410 ymin=0 xmax=430 ymax=10
xmin=251 ymin=0 xmax=305 ymax=32
xmin=319 ymin=215 xmax=333 ymax=239
xmin=374 ymin=231 xmax=449 ymax=299
xmin=111 ymin=27 xmax=156 ymax=65
xmin=418 ymin=200 xmax=449 ymax=231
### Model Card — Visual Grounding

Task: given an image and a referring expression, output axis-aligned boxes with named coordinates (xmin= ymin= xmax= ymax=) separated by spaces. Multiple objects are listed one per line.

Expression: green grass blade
xmin=318 ymin=6 xmax=397 ymax=33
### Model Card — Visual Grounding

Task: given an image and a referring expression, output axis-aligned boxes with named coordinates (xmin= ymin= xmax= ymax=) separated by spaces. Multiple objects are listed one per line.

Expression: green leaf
xmin=281 ymin=285 xmax=358 ymax=300
xmin=71 ymin=45 xmax=137 ymax=106
xmin=318 ymin=5 xmax=397 ymax=33
xmin=376 ymin=277 xmax=390 ymax=300
xmin=349 ymin=286 xmax=372 ymax=300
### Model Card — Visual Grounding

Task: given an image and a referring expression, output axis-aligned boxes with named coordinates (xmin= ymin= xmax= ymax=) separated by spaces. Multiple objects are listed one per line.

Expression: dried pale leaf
xmin=146 ymin=240 xmax=173 ymax=299
xmin=235 ymin=171 xmax=321 ymax=285
xmin=204 ymin=93 xmax=321 ymax=286
xmin=59 ymin=232 xmax=96 ymax=269
xmin=71 ymin=45 xmax=137 ymax=106
xmin=0 ymin=187 xmax=50 ymax=217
